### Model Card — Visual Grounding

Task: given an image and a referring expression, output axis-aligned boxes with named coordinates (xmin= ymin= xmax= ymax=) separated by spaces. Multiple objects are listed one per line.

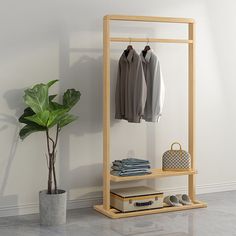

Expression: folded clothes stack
xmin=110 ymin=158 xmax=151 ymax=176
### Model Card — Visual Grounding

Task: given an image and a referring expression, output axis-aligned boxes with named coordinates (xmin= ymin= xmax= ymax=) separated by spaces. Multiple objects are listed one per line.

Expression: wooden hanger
xmin=142 ymin=38 xmax=151 ymax=57
xmin=126 ymin=45 xmax=133 ymax=50
xmin=125 ymin=38 xmax=133 ymax=57
xmin=127 ymin=38 xmax=133 ymax=50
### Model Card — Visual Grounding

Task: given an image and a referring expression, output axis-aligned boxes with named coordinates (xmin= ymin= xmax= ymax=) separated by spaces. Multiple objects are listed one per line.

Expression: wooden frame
xmin=94 ymin=15 xmax=207 ymax=218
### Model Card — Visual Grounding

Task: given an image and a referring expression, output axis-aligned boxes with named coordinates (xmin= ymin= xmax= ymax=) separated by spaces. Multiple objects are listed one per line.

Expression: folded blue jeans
xmin=112 ymin=164 xmax=150 ymax=170
xmin=114 ymin=158 xmax=149 ymax=164
xmin=111 ymin=170 xmax=151 ymax=176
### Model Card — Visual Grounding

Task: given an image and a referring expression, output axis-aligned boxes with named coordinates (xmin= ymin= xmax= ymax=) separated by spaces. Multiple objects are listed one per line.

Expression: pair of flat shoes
xmin=164 ymin=194 xmax=192 ymax=207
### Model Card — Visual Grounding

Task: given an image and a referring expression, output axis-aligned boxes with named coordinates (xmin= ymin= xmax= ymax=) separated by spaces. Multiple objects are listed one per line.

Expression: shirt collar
xmin=123 ymin=49 xmax=135 ymax=62
xmin=140 ymin=49 xmax=153 ymax=63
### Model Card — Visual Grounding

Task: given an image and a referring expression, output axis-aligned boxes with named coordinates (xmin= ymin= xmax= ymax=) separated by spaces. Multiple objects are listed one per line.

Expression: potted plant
xmin=18 ymin=80 xmax=81 ymax=225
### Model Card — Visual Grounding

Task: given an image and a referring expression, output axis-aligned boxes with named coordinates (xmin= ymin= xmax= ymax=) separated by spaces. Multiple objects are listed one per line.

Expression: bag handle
xmin=135 ymin=201 xmax=153 ymax=207
xmin=171 ymin=142 xmax=182 ymax=151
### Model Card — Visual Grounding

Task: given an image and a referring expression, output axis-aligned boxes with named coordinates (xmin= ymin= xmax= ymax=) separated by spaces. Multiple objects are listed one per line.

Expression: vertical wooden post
xmin=103 ymin=16 xmax=111 ymax=210
xmin=188 ymin=22 xmax=196 ymax=201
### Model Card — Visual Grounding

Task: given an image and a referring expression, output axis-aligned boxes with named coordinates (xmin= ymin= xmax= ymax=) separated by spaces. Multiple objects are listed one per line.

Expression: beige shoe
xmin=176 ymin=194 xmax=192 ymax=205
xmin=164 ymin=195 xmax=182 ymax=207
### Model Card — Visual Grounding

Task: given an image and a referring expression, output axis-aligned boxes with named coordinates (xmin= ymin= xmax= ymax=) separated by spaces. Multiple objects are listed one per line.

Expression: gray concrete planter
xmin=39 ymin=190 xmax=67 ymax=226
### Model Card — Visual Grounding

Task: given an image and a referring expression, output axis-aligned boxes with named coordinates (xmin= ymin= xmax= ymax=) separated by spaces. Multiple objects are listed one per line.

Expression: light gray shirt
xmin=140 ymin=49 xmax=165 ymax=122
xmin=115 ymin=49 xmax=147 ymax=123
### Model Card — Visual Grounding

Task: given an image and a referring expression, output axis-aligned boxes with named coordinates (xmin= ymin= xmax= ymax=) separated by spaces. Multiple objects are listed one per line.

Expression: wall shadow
xmin=58 ymin=28 xmax=110 ymax=199
xmin=56 ymin=23 xmax=162 ymax=201
xmin=0 ymin=88 xmax=25 ymax=214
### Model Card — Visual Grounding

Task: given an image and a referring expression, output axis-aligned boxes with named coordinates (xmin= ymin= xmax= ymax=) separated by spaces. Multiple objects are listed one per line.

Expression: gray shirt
xmin=140 ymin=49 xmax=165 ymax=122
xmin=115 ymin=49 xmax=147 ymax=123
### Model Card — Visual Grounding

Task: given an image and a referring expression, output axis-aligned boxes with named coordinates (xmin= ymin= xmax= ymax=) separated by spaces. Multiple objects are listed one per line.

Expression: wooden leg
xmin=103 ymin=16 xmax=111 ymax=210
xmin=188 ymin=22 xmax=196 ymax=202
xmin=188 ymin=175 xmax=196 ymax=201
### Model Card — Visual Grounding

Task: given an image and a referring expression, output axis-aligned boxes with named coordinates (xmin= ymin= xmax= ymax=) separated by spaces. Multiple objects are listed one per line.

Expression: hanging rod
xmin=110 ymin=37 xmax=193 ymax=44
xmin=105 ymin=15 xmax=195 ymax=24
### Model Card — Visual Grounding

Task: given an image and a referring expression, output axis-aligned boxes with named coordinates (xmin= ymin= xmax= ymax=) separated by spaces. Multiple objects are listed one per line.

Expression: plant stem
xmin=52 ymin=125 xmax=59 ymax=194
xmin=46 ymin=126 xmax=60 ymax=194
xmin=54 ymin=125 xmax=59 ymax=149
xmin=52 ymin=160 xmax=57 ymax=194
xmin=46 ymin=129 xmax=52 ymax=194
xmin=48 ymin=155 xmax=52 ymax=194
xmin=46 ymin=129 xmax=51 ymax=154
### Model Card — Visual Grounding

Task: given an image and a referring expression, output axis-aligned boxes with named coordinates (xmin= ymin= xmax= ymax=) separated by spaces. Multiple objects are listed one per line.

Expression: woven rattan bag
xmin=162 ymin=142 xmax=191 ymax=171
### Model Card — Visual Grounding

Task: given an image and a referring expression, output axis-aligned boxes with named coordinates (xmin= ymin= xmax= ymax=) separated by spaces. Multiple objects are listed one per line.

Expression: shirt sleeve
xmin=135 ymin=59 xmax=147 ymax=120
xmin=153 ymin=60 xmax=165 ymax=122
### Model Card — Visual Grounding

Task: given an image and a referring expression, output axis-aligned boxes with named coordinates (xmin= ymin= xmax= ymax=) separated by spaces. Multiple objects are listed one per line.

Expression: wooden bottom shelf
xmin=94 ymin=200 xmax=207 ymax=219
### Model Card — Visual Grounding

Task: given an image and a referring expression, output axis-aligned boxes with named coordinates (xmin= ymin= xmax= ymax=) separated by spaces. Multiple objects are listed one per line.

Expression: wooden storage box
xmin=110 ymin=186 xmax=163 ymax=212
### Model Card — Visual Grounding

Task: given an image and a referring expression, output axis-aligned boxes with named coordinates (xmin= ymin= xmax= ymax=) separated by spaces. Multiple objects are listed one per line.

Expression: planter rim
xmin=39 ymin=189 xmax=66 ymax=195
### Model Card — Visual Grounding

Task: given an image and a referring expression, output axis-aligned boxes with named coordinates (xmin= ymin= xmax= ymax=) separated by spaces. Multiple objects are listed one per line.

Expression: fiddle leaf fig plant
xmin=19 ymin=80 xmax=81 ymax=194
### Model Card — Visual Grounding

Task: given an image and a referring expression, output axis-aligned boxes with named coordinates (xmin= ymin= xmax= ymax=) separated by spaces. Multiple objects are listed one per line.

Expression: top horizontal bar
xmin=104 ymin=15 xmax=195 ymax=24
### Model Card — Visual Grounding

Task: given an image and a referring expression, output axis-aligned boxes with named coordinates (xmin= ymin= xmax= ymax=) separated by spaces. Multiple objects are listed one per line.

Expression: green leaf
xmin=63 ymin=89 xmax=81 ymax=111
xmin=49 ymin=101 xmax=65 ymax=110
xmin=19 ymin=107 xmax=35 ymax=125
xmin=58 ymin=113 xmax=78 ymax=128
xmin=23 ymin=80 xmax=58 ymax=114
xmin=23 ymin=84 xmax=49 ymax=113
xmin=47 ymin=80 xmax=58 ymax=88
xmin=25 ymin=110 xmax=50 ymax=127
xmin=49 ymin=94 xmax=65 ymax=110
xmin=49 ymin=95 xmax=57 ymax=102
xmin=19 ymin=124 xmax=45 ymax=140
xmin=47 ymin=109 xmax=67 ymax=128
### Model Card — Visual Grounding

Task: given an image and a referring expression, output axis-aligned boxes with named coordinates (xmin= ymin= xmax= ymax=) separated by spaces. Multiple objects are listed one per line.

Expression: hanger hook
xmin=147 ymin=38 xmax=149 ymax=45
xmin=129 ymin=38 xmax=132 ymax=44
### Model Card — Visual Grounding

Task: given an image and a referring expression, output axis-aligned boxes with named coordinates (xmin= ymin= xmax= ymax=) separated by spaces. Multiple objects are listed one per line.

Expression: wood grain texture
xmin=188 ymin=22 xmax=196 ymax=202
xmin=94 ymin=201 xmax=207 ymax=219
xmin=110 ymin=37 xmax=193 ymax=44
xmin=97 ymin=15 xmax=204 ymax=218
xmin=110 ymin=169 xmax=197 ymax=182
xmin=106 ymin=15 xmax=194 ymax=23
xmin=102 ymin=17 xmax=110 ymax=210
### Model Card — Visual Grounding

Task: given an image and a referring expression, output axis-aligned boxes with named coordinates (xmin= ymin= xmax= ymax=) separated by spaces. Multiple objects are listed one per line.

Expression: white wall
xmin=1 ymin=0 xmax=236 ymax=216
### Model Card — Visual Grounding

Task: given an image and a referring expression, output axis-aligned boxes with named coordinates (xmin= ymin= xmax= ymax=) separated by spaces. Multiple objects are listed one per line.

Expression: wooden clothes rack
xmin=94 ymin=15 xmax=207 ymax=219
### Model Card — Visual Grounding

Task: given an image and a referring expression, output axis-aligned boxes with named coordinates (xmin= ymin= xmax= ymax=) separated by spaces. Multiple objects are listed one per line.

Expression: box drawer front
xmin=111 ymin=193 xmax=164 ymax=212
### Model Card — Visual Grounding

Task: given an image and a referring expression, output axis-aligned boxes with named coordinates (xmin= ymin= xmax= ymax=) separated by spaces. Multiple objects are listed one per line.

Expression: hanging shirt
xmin=140 ymin=49 xmax=165 ymax=122
xmin=115 ymin=49 xmax=147 ymax=123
